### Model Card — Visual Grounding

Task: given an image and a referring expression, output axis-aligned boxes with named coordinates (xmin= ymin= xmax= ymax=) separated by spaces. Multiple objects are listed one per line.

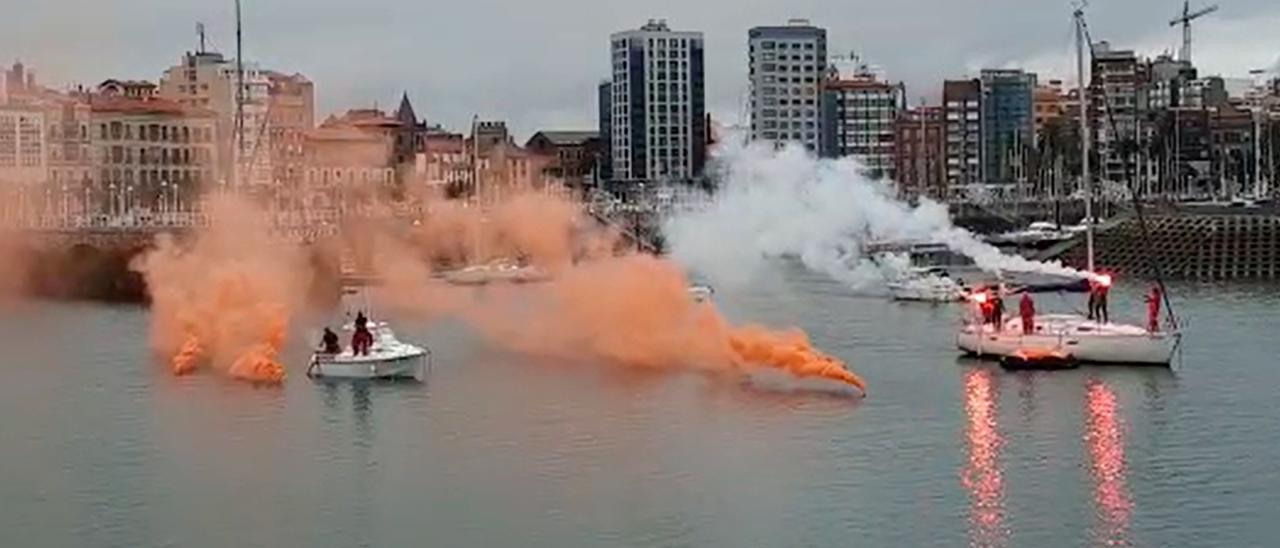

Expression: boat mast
xmin=471 ymin=115 xmax=482 ymax=261
xmin=235 ymin=0 xmax=246 ymax=187
xmin=1075 ymin=7 xmax=1095 ymax=272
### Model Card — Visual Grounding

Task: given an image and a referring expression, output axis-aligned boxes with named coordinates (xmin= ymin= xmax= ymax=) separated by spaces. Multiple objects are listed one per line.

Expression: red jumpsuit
xmin=1146 ymin=287 xmax=1162 ymax=333
xmin=1020 ymin=293 xmax=1036 ymax=334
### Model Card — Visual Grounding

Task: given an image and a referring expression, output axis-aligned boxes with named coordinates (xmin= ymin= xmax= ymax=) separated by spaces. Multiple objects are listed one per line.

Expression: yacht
xmin=957 ymin=313 xmax=1178 ymax=366
xmin=954 ymin=8 xmax=1181 ymax=367
xmin=886 ymin=266 xmax=965 ymax=303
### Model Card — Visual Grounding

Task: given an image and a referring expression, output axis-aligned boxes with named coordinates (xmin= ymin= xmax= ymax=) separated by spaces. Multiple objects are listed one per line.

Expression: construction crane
xmin=1169 ymin=0 xmax=1219 ymax=64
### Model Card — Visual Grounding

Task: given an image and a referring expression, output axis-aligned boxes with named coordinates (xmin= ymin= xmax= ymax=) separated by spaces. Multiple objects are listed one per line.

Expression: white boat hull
xmin=309 ymin=352 xmax=427 ymax=380
xmin=887 ymin=276 xmax=963 ymax=303
xmin=308 ymin=322 xmax=431 ymax=380
xmin=956 ymin=314 xmax=1178 ymax=365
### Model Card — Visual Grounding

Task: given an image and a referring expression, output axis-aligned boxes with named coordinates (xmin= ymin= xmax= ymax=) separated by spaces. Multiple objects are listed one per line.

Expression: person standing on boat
xmin=352 ymin=312 xmax=373 ymax=356
xmin=1087 ymin=284 xmax=1098 ymax=320
xmin=1019 ymin=293 xmax=1036 ymax=334
xmin=1095 ymin=281 xmax=1110 ymax=324
xmin=991 ymin=291 xmax=1005 ymax=331
xmin=1145 ymin=285 xmax=1163 ymax=333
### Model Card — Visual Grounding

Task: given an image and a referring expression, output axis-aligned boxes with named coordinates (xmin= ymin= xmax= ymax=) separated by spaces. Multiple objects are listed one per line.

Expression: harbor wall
xmin=1051 ymin=212 xmax=1280 ymax=280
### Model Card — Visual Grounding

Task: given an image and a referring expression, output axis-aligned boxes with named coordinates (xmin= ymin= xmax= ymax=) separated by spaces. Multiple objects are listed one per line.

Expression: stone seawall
xmin=1052 ymin=212 xmax=1280 ymax=280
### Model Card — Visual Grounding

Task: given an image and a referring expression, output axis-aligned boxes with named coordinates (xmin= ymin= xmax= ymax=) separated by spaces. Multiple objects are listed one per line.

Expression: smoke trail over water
xmin=127 ymin=186 xmax=864 ymax=395
xmin=665 ymin=140 xmax=1091 ymax=290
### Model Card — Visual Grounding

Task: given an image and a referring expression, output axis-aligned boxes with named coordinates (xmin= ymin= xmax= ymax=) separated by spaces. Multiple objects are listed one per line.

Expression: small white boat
xmin=307 ymin=322 xmax=431 ymax=380
xmin=887 ymin=267 xmax=965 ymax=303
xmin=957 ymin=313 xmax=1179 ymax=365
xmin=688 ymin=284 xmax=714 ymax=303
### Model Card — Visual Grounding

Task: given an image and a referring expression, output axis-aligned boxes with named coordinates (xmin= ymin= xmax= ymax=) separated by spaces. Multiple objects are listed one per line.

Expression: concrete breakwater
xmin=1049 ymin=211 xmax=1280 ymax=280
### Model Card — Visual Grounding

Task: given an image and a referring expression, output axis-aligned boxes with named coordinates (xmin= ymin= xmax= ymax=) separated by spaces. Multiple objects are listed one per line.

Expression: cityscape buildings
xmin=748 ymin=19 xmax=827 ymax=151
xmin=819 ymin=65 xmax=902 ymax=179
xmin=607 ymin=20 xmax=707 ymax=184
xmin=2 ymin=13 xmax=1279 ymax=224
xmin=979 ymin=69 xmax=1037 ymax=187
xmin=943 ymin=78 xmax=983 ymax=190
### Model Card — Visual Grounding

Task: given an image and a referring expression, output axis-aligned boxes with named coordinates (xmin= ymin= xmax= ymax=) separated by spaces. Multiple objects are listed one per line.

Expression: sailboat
xmin=955 ymin=7 xmax=1182 ymax=366
xmin=440 ymin=116 xmax=550 ymax=286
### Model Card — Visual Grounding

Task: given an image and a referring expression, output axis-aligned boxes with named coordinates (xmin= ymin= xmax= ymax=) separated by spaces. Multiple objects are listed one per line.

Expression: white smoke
xmin=664 ymin=139 xmax=1091 ymax=290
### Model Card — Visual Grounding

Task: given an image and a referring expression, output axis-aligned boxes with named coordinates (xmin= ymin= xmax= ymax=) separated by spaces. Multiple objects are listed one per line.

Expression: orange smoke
xmin=729 ymin=327 xmax=867 ymax=393
xmin=0 ymin=229 xmax=32 ymax=306
xmin=132 ymin=195 xmax=310 ymax=383
xmin=172 ymin=333 xmax=203 ymax=376
xmin=462 ymin=253 xmax=866 ymax=394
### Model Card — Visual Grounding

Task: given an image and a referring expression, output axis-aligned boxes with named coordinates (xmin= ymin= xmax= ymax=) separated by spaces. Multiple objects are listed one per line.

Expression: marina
xmin=2 ymin=274 xmax=1275 ymax=547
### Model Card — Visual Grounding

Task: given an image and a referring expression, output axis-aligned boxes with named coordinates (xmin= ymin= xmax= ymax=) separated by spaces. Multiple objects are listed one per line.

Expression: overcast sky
xmin=6 ymin=0 xmax=1279 ymax=140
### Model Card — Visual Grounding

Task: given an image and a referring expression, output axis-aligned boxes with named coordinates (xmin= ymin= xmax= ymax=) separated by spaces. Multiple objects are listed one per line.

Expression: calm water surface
xmin=2 ymin=271 xmax=1278 ymax=547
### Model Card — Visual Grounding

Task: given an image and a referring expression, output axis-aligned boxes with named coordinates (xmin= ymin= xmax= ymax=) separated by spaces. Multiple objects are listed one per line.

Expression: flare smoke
xmin=666 ymin=139 xmax=1091 ymax=289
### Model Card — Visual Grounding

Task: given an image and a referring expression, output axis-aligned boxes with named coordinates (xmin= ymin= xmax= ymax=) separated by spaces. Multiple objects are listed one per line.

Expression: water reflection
xmin=962 ymin=367 xmax=1008 ymax=548
xmin=1085 ymin=378 xmax=1132 ymax=546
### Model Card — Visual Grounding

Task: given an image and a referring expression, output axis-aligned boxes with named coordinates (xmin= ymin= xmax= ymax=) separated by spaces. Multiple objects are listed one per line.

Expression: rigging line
xmin=1079 ymin=16 xmax=1181 ymax=331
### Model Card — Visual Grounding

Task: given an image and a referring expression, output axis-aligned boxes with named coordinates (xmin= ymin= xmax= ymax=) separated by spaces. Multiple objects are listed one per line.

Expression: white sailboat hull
xmin=956 ymin=314 xmax=1178 ymax=365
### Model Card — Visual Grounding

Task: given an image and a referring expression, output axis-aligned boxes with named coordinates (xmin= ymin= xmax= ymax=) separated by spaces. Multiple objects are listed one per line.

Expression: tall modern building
xmin=979 ymin=69 xmax=1036 ymax=184
xmin=596 ymin=79 xmax=612 ymax=182
xmin=819 ymin=68 xmax=902 ymax=178
xmin=1090 ymin=43 xmax=1139 ymax=185
xmin=748 ymin=19 xmax=827 ymax=150
xmin=943 ymin=79 xmax=982 ymax=188
xmin=608 ymin=20 xmax=706 ymax=183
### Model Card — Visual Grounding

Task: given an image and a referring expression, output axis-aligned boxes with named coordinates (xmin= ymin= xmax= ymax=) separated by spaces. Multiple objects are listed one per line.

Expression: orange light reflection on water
xmin=962 ymin=368 xmax=1007 ymax=548
xmin=1085 ymin=379 xmax=1132 ymax=546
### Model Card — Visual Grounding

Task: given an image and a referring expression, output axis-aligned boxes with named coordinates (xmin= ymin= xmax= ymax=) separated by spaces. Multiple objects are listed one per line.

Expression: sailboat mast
xmin=235 ymin=0 xmax=246 ymax=186
xmin=1075 ymin=8 xmax=1095 ymax=272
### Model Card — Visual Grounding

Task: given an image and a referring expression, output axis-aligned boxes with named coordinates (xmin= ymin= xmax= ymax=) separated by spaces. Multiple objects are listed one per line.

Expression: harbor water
xmin=2 ymin=271 xmax=1278 ymax=547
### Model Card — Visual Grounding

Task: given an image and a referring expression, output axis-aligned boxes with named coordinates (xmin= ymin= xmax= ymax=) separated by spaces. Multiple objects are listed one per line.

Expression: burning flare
xmin=132 ymin=196 xmax=309 ymax=384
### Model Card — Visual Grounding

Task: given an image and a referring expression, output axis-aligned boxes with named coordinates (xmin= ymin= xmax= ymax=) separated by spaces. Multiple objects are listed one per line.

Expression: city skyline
xmin=5 ymin=0 xmax=1280 ymax=139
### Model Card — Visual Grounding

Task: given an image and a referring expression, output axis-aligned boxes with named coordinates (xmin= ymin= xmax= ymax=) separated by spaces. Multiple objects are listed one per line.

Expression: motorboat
xmin=688 ymin=283 xmax=715 ymax=303
xmin=985 ymin=221 xmax=1075 ymax=250
xmin=957 ymin=313 xmax=1179 ymax=366
xmin=307 ymin=320 xmax=431 ymax=380
xmin=887 ymin=267 xmax=965 ymax=303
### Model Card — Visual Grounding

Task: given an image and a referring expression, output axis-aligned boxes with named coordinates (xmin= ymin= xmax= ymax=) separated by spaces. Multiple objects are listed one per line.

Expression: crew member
xmin=1087 ymin=284 xmax=1098 ymax=321
xmin=1095 ymin=280 xmax=1110 ymax=324
xmin=352 ymin=312 xmax=372 ymax=356
xmin=1145 ymin=285 xmax=1163 ymax=333
xmin=1019 ymin=292 xmax=1036 ymax=334
xmin=991 ymin=291 xmax=1005 ymax=331
xmin=320 ymin=327 xmax=340 ymax=354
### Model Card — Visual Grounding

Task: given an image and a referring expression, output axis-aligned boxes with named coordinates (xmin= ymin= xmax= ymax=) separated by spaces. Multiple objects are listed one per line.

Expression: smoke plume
xmin=666 ymin=139 xmax=1091 ymax=289
xmin=123 ymin=182 xmax=863 ymax=395
xmin=131 ymin=195 xmax=313 ymax=383
xmin=0 ymin=229 xmax=32 ymax=306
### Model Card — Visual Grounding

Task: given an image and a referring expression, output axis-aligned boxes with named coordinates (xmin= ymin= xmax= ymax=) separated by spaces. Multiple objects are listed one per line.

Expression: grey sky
xmin=6 ymin=0 xmax=1279 ymax=140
